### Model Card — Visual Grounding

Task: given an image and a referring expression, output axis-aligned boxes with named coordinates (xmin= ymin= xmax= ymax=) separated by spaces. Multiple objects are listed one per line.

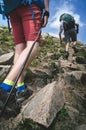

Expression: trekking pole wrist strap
xmin=44 ymin=10 xmax=50 ymax=18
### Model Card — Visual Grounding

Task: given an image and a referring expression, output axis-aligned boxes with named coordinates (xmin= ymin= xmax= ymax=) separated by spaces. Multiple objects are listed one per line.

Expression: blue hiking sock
xmin=0 ymin=79 xmax=14 ymax=92
xmin=17 ymin=82 xmax=26 ymax=93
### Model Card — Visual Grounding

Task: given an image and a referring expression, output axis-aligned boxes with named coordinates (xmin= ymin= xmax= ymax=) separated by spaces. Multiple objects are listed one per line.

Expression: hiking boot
xmin=64 ymin=51 xmax=69 ymax=59
xmin=72 ymin=46 xmax=78 ymax=53
xmin=16 ymin=87 xmax=33 ymax=103
xmin=0 ymin=85 xmax=17 ymax=103
xmin=0 ymin=87 xmax=17 ymax=118
xmin=0 ymin=87 xmax=8 ymax=104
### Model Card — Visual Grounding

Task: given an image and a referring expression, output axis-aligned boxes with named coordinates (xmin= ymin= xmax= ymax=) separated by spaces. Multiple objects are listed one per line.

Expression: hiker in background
xmin=59 ymin=13 xmax=79 ymax=59
xmin=0 ymin=0 xmax=49 ymax=103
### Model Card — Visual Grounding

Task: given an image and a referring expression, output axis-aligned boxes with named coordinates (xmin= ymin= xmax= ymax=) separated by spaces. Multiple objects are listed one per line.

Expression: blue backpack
xmin=0 ymin=0 xmax=44 ymax=31
xmin=60 ymin=13 xmax=75 ymax=31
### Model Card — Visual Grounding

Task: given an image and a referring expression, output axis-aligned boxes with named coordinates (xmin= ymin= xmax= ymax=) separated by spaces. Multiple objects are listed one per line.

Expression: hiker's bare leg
xmin=13 ymin=43 xmax=26 ymax=84
xmin=66 ymin=42 xmax=70 ymax=52
xmin=14 ymin=43 xmax=26 ymax=64
xmin=6 ymin=41 xmax=39 ymax=82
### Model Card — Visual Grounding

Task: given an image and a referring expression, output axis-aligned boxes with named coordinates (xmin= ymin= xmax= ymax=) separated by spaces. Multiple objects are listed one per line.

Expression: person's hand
xmin=42 ymin=15 xmax=48 ymax=27
xmin=42 ymin=11 xmax=49 ymax=27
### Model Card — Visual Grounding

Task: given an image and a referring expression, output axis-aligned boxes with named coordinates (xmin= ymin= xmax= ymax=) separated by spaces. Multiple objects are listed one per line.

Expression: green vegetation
xmin=57 ymin=108 xmax=69 ymax=121
xmin=15 ymin=119 xmax=46 ymax=130
xmin=0 ymin=26 xmax=14 ymax=52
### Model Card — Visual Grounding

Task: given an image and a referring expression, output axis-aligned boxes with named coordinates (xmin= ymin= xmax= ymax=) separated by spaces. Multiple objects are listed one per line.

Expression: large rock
xmin=76 ymin=125 xmax=86 ymax=130
xmin=22 ymin=81 xmax=65 ymax=127
xmin=64 ymin=71 xmax=86 ymax=86
xmin=58 ymin=60 xmax=80 ymax=72
xmin=0 ymin=52 xmax=14 ymax=65
xmin=0 ymin=65 xmax=11 ymax=80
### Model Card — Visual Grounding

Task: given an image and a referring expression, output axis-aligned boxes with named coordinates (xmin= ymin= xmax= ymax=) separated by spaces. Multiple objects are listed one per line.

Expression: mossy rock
xmin=76 ymin=48 xmax=86 ymax=57
xmin=81 ymin=73 xmax=86 ymax=86
xmin=51 ymin=53 xmax=61 ymax=60
xmin=76 ymin=48 xmax=86 ymax=64
xmin=59 ymin=48 xmax=65 ymax=54
xmin=76 ymin=56 xmax=86 ymax=64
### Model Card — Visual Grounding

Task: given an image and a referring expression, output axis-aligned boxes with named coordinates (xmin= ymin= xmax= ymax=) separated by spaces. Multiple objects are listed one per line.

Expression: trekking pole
xmin=0 ymin=29 xmax=41 ymax=117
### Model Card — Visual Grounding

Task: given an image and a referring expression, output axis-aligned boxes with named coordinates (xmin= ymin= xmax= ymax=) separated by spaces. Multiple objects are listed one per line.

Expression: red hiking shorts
xmin=10 ymin=4 xmax=42 ymax=45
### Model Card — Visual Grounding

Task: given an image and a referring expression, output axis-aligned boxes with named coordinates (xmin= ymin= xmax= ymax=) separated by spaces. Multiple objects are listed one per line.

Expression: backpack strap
xmin=0 ymin=0 xmax=5 ymax=19
xmin=21 ymin=0 xmax=34 ymax=19
xmin=28 ymin=0 xmax=34 ymax=19
xmin=0 ymin=0 xmax=11 ymax=32
xmin=21 ymin=0 xmax=44 ymax=19
xmin=6 ymin=16 xmax=11 ymax=32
